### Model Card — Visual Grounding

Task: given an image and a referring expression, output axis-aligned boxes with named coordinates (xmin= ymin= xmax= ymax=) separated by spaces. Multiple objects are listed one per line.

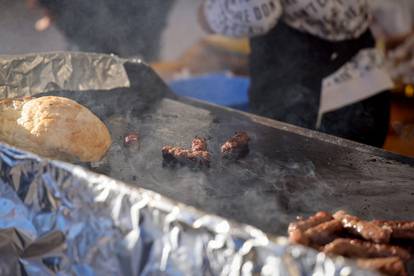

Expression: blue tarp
xmin=169 ymin=74 xmax=249 ymax=111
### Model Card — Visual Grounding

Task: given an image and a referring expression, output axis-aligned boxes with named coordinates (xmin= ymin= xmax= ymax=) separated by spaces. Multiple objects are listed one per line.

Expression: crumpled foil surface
xmin=0 ymin=143 xmax=378 ymax=276
xmin=0 ymin=52 xmax=130 ymax=98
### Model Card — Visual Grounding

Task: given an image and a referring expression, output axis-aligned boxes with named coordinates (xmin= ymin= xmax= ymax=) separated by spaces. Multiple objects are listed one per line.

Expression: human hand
xmin=26 ymin=0 xmax=54 ymax=32
xmin=386 ymin=32 xmax=414 ymax=84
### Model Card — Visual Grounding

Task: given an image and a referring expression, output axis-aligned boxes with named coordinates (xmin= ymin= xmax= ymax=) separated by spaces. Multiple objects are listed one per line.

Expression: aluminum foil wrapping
xmin=0 ymin=52 xmax=130 ymax=98
xmin=0 ymin=143 xmax=378 ymax=276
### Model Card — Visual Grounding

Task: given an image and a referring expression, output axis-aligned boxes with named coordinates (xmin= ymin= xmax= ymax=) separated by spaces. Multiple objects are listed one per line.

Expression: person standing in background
xmin=199 ymin=0 xmax=414 ymax=148
xmin=30 ymin=0 xmax=175 ymax=61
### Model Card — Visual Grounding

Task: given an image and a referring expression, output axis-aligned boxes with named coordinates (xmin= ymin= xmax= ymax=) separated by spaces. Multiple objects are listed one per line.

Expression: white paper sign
xmin=317 ymin=48 xmax=394 ymax=128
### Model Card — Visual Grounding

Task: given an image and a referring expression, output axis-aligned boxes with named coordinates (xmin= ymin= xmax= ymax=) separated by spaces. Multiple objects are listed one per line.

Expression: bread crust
xmin=0 ymin=96 xmax=111 ymax=162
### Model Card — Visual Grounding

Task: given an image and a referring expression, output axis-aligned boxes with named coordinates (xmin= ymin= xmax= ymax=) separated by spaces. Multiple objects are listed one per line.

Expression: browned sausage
xmin=356 ymin=257 xmax=408 ymax=276
xmin=304 ymin=219 xmax=343 ymax=246
xmin=324 ymin=238 xmax=411 ymax=261
xmin=333 ymin=210 xmax=391 ymax=244
xmin=288 ymin=211 xmax=333 ymax=233
xmin=373 ymin=220 xmax=414 ymax=240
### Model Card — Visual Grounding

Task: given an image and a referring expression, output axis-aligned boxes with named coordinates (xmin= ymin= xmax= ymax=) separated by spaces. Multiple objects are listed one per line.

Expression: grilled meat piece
xmin=356 ymin=257 xmax=408 ymax=276
xmin=162 ymin=146 xmax=210 ymax=168
xmin=323 ymin=238 xmax=411 ymax=261
xmin=162 ymin=137 xmax=210 ymax=168
xmin=191 ymin=136 xmax=208 ymax=152
xmin=373 ymin=221 xmax=414 ymax=240
xmin=288 ymin=211 xmax=333 ymax=233
xmin=124 ymin=132 xmax=139 ymax=146
xmin=289 ymin=229 xmax=310 ymax=246
xmin=288 ymin=212 xmax=335 ymax=246
xmin=289 ymin=212 xmax=413 ymax=276
xmin=221 ymin=132 xmax=250 ymax=160
xmin=333 ymin=211 xmax=391 ymax=244
xmin=304 ymin=220 xmax=343 ymax=246
xmin=289 ymin=219 xmax=342 ymax=247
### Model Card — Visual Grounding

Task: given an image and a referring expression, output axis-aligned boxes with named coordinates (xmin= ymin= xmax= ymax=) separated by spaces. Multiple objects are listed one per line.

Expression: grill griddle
xmin=40 ymin=62 xmax=414 ymax=235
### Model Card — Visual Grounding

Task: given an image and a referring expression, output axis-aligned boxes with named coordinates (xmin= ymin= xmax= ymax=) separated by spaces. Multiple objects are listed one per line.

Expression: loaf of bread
xmin=0 ymin=96 xmax=112 ymax=162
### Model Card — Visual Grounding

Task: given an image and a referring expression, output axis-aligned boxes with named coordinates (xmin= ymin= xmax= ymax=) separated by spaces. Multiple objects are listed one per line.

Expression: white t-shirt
xmin=204 ymin=0 xmax=371 ymax=41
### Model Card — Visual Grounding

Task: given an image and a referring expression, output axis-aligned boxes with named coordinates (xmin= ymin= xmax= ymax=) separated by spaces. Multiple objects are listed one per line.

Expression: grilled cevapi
xmin=191 ymin=136 xmax=208 ymax=152
xmin=323 ymin=238 xmax=411 ymax=260
xmin=221 ymin=132 xmax=250 ymax=160
xmin=357 ymin=257 xmax=408 ymax=276
xmin=124 ymin=132 xmax=140 ymax=147
xmin=288 ymin=211 xmax=333 ymax=233
xmin=162 ymin=137 xmax=210 ymax=168
xmin=288 ymin=211 xmax=337 ymax=247
xmin=373 ymin=220 xmax=414 ymax=240
xmin=333 ymin=210 xmax=392 ymax=244
xmin=288 ymin=211 xmax=414 ymax=276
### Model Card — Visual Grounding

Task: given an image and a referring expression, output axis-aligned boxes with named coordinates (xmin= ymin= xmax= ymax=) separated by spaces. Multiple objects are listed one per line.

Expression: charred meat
xmin=373 ymin=220 xmax=414 ymax=240
xmin=162 ymin=146 xmax=210 ymax=168
xmin=323 ymin=238 xmax=411 ymax=261
xmin=191 ymin=136 xmax=208 ymax=152
xmin=162 ymin=137 xmax=210 ymax=168
xmin=303 ymin=220 xmax=343 ymax=246
xmin=288 ymin=211 xmax=336 ymax=246
xmin=289 ymin=219 xmax=343 ymax=248
xmin=221 ymin=132 xmax=250 ymax=160
xmin=124 ymin=132 xmax=140 ymax=146
xmin=356 ymin=257 xmax=408 ymax=276
xmin=288 ymin=211 xmax=414 ymax=276
xmin=333 ymin=210 xmax=391 ymax=244
xmin=288 ymin=211 xmax=333 ymax=233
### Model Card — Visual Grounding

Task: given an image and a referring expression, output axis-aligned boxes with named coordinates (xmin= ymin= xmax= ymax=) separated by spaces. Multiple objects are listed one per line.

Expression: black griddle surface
xmin=40 ymin=62 xmax=414 ymax=235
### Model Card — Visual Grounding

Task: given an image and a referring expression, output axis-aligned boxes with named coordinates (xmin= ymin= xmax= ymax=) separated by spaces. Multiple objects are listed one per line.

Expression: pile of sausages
xmin=162 ymin=132 xmax=250 ymax=168
xmin=288 ymin=211 xmax=414 ymax=276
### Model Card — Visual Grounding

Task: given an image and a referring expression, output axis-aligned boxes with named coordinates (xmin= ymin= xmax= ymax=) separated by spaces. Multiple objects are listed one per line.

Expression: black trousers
xmin=249 ymin=23 xmax=390 ymax=147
